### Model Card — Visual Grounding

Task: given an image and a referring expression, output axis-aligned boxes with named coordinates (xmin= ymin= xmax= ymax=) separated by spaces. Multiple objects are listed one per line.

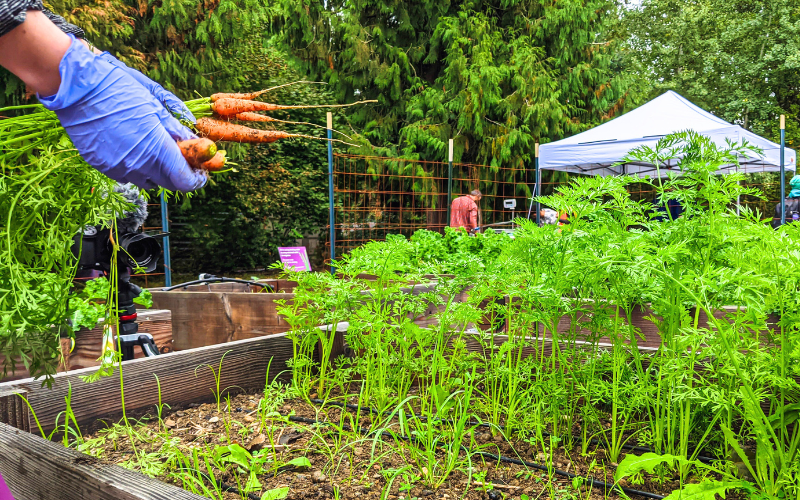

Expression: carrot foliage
xmin=0 ymin=105 xmax=129 ymax=382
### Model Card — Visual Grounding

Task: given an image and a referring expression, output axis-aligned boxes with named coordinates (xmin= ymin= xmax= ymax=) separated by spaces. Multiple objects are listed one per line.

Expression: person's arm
xmin=0 ymin=10 xmax=71 ymax=96
xmin=0 ymin=11 xmax=206 ymax=191
xmin=40 ymin=7 xmax=85 ymax=38
xmin=470 ymin=204 xmax=479 ymax=231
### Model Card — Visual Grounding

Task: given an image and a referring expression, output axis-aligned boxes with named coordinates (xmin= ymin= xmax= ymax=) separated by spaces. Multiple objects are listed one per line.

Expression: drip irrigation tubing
xmin=162 ymin=277 xmax=275 ymax=292
xmin=181 ymin=467 xmax=263 ymax=500
xmin=309 ymin=399 xmax=715 ymax=464
xmin=282 ymin=414 xmax=665 ymax=499
xmin=220 ymin=481 xmax=261 ymax=500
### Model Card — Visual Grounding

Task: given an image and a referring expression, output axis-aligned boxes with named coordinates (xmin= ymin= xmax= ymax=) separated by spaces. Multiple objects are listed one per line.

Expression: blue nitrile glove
xmin=38 ymin=36 xmax=206 ymax=192
xmin=97 ymin=52 xmax=195 ymax=124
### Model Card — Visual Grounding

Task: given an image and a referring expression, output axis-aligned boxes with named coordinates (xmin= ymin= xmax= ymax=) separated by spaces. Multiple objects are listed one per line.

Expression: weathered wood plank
xmin=150 ymin=291 xmax=294 ymax=350
xmin=0 ymin=332 xmax=293 ymax=435
xmin=1 ymin=311 xmax=173 ymax=382
xmin=0 ymin=388 xmax=29 ymax=433
xmin=0 ymin=421 xmax=205 ymax=500
xmin=0 ymin=338 xmax=72 ymax=383
xmin=152 ymin=281 xmax=440 ymax=351
xmin=154 ymin=279 xmax=297 ymax=294
xmin=461 ymin=331 xmax=659 ymax=361
xmin=317 ymin=322 xmax=347 ymax=363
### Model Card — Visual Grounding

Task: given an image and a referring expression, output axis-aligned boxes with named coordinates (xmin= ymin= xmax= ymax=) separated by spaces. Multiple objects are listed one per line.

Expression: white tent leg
xmin=736 ymin=165 xmax=740 ymax=216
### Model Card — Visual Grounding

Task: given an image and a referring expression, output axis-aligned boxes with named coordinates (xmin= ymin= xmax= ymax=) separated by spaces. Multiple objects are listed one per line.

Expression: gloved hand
xmin=97 ymin=52 xmax=195 ymax=124
xmin=38 ymin=36 xmax=206 ymax=192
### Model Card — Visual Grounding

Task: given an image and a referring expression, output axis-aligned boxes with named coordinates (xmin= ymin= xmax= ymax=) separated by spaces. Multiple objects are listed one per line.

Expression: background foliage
xmin=1 ymin=0 xmax=273 ymax=105
xmin=273 ymin=0 xmax=629 ymax=167
xmin=2 ymin=0 xmax=798 ymax=278
xmin=621 ymin=0 xmax=800 ymax=147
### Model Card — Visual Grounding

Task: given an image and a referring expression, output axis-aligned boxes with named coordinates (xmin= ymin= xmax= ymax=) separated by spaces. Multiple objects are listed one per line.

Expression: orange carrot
xmin=212 ymin=98 xmax=281 ymax=116
xmin=178 ymin=138 xmax=217 ymax=168
xmin=210 ymin=90 xmax=269 ymax=102
xmin=196 ymin=118 xmax=294 ymax=143
xmin=200 ymin=150 xmax=227 ymax=171
xmin=212 ymin=98 xmax=379 ymax=116
xmin=232 ymin=112 xmax=276 ymax=122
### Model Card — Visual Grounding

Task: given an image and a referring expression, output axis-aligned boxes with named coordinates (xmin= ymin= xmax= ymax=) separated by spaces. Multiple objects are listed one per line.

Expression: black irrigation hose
xmin=309 ymin=399 xmax=716 ymax=464
xmin=284 ymin=412 xmax=665 ymax=499
xmin=220 ymin=481 xmax=262 ymax=500
xmin=475 ymin=451 xmax=665 ymax=500
xmin=162 ymin=277 xmax=275 ymax=292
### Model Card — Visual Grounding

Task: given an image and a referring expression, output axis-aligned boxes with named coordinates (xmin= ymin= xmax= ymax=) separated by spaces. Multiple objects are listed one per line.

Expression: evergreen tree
xmin=274 ymin=0 xmax=629 ymax=168
xmin=1 ymin=0 xmax=271 ymax=104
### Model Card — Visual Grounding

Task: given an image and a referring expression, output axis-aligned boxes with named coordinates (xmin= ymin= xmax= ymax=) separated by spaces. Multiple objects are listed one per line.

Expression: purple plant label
xmin=278 ymin=247 xmax=311 ymax=272
xmin=0 ymin=473 xmax=15 ymax=500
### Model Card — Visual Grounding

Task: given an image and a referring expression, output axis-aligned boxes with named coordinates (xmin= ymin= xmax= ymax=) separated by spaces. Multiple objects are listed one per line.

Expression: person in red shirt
xmin=450 ymin=189 xmax=482 ymax=233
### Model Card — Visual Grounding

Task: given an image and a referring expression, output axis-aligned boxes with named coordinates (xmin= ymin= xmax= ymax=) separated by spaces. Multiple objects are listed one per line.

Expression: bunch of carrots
xmin=2 ymin=84 xmax=371 ymax=174
xmin=177 ymin=87 xmax=373 ymax=172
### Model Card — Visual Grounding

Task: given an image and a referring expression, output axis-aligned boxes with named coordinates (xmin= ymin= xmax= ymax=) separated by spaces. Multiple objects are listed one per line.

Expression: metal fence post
xmin=535 ymin=143 xmax=540 ymax=226
xmin=327 ymin=112 xmax=335 ymax=274
xmin=159 ymin=191 xmax=171 ymax=287
xmin=446 ymin=139 xmax=453 ymax=228
xmin=780 ymin=114 xmax=786 ymax=226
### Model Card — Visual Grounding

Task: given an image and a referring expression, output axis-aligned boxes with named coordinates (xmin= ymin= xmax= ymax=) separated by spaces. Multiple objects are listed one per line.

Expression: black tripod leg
xmin=139 ymin=336 xmax=160 ymax=357
xmin=116 ymin=267 xmax=161 ymax=360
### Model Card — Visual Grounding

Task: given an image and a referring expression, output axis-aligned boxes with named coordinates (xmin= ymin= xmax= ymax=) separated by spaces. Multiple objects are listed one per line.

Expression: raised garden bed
xmin=0 ymin=322 xmax=677 ymax=500
xmin=0 ymin=268 xmax=793 ymax=500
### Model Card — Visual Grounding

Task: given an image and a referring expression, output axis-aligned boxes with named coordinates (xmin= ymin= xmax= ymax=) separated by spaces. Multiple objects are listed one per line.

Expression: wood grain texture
xmin=153 ymin=280 xmax=298 ymax=294
xmin=317 ymin=323 xmax=347 ymax=364
xmin=1 ymin=312 xmax=173 ymax=382
xmin=0 ymin=333 xmax=293 ymax=436
xmin=0 ymin=388 xmax=29 ymax=432
xmin=151 ymin=280 xmax=440 ymax=352
xmin=461 ymin=331 xmax=659 ymax=362
xmin=0 ymin=421 xmax=205 ymax=500
xmin=150 ymin=291 xmax=294 ymax=350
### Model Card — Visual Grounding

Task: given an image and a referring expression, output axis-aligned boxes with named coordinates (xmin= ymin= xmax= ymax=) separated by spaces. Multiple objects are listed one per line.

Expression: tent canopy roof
xmin=539 ymin=91 xmax=797 ymax=177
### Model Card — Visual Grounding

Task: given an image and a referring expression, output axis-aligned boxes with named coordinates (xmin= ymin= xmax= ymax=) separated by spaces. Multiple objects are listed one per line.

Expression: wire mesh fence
xmin=328 ymin=154 xmax=794 ymax=255
xmin=331 ymin=154 xmax=539 ymax=253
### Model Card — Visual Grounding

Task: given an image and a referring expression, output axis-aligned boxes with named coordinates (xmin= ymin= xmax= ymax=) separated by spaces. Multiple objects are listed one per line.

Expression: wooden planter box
xmin=148 ymin=284 xmax=294 ymax=351
xmin=148 ymin=279 xmax=448 ymax=351
xmin=469 ymin=296 xmax=781 ymax=350
xmin=0 ymin=276 xmax=784 ymax=500
xmin=0 ymin=332 xmax=293 ymax=500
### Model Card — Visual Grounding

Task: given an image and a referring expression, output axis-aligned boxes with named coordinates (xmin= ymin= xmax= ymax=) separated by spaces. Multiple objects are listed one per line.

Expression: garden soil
xmin=79 ymin=392 xmax=724 ymax=500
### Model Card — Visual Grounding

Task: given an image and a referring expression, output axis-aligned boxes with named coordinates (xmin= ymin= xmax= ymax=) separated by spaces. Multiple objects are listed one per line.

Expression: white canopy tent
xmin=538 ymin=91 xmax=796 ymax=177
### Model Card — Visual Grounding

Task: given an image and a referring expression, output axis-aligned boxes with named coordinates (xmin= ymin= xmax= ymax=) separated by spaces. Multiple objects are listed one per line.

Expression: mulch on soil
xmin=80 ymin=392 xmax=699 ymax=500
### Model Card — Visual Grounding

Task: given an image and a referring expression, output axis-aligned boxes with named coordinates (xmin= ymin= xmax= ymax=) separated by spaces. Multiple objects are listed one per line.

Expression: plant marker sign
xmin=278 ymin=247 xmax=311 ymax=272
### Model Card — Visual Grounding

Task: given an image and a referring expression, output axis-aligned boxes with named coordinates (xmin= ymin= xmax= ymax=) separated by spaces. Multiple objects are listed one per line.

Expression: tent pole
xmin=780 ymin=115 xmax=786 ymax=226
xmin=526 ymin=143 xmax=540 ymax=223
xmin=736 ymin=164 xmax=740 ymax=216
